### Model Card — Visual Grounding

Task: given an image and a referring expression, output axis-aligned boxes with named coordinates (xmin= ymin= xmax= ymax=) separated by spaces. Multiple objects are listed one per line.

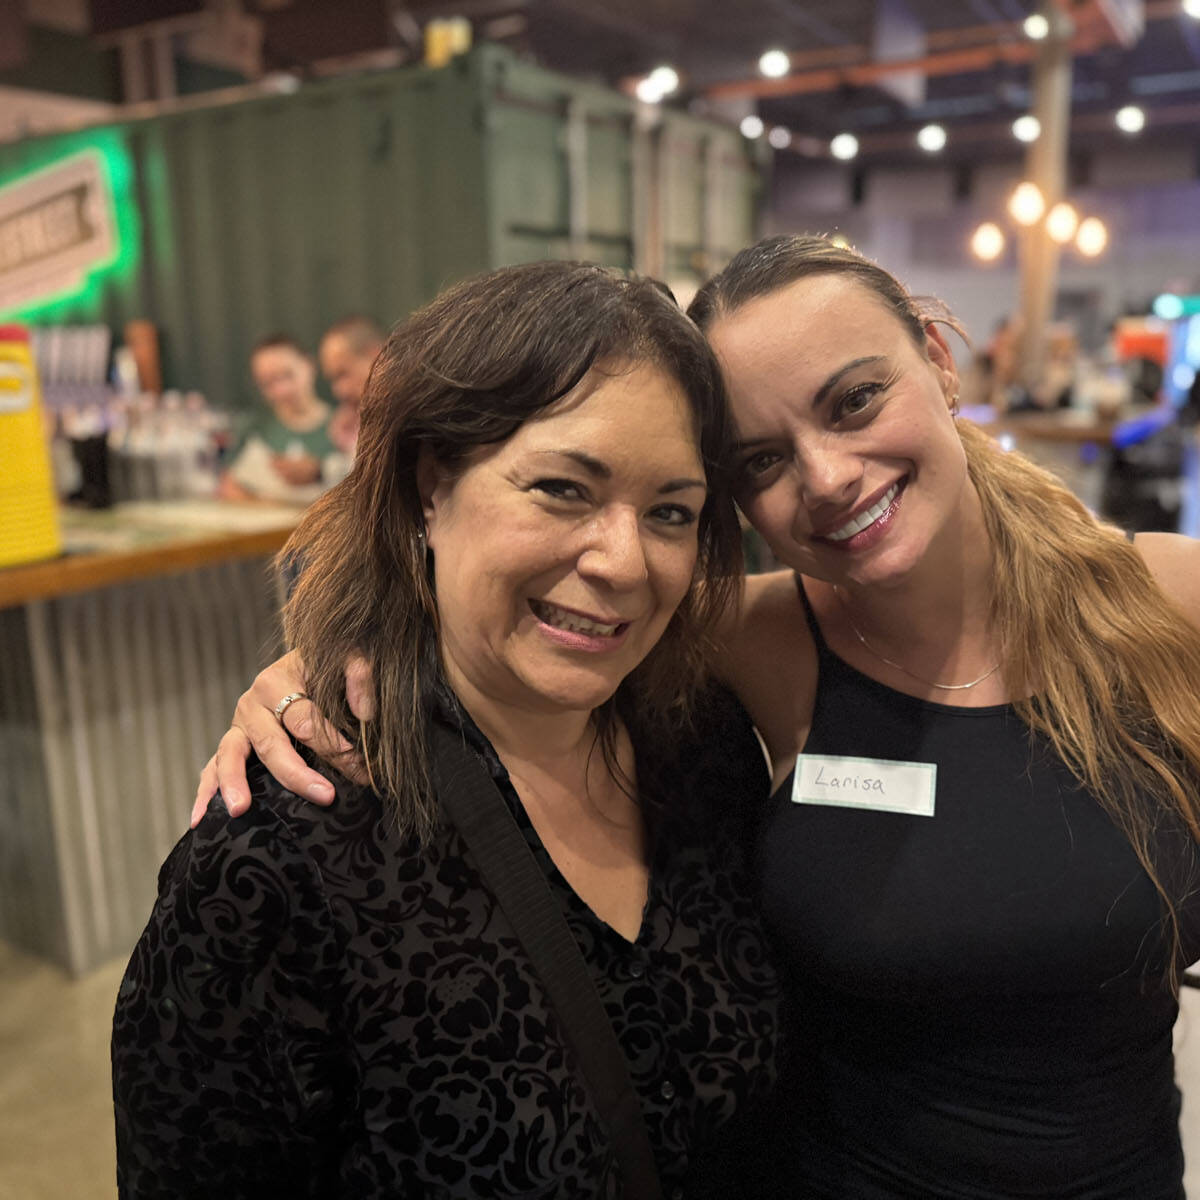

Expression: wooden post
xmin=1016 ymin=2 xmax=1074 ymax=389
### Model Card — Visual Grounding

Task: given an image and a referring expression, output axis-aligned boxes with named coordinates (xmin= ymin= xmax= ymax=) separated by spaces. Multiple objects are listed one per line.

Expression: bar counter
xmin=1 ymin=501 xmax=301 ymax=975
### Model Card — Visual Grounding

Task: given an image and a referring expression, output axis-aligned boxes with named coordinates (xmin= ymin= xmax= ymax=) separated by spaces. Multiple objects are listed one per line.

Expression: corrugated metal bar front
xmin=0 ymin=557 xmax=284 ymax=975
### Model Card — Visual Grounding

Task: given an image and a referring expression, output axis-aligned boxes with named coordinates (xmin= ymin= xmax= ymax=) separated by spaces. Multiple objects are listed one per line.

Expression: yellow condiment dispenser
xmin=0 ymin=325 xmax=63 ymax=568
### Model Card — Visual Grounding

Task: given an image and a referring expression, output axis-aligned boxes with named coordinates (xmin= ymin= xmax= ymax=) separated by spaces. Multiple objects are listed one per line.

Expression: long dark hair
xmin=283 ymin=261 xmax=742 ymax=840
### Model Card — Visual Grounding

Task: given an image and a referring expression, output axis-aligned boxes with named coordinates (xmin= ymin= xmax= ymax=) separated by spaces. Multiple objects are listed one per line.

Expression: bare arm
xmin=191 ymin=650 xmax=374 ymax=826
xmin=270 ymin=452 xmax=323 ymax=486
xmin=1135 ymin=531 xmax=1200 ymax=630
xmin=709 ymin=569 xmax=820 ymax=786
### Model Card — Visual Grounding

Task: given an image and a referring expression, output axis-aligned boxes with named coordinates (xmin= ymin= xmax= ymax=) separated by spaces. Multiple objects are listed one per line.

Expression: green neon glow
xmin=0 ymin=128 xmax=141 ymax=323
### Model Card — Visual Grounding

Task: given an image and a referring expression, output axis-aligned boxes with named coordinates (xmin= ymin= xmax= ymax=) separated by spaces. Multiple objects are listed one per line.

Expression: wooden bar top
xmin=962 ymin=405 xmax=1121 ymax=445
xmin=0 ymin=500 xmax=302 ymax=610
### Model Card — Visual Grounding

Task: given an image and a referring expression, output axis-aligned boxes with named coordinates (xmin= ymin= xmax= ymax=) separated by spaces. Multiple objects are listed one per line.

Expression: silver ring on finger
xmin=273 ymin=691 xmax=307 ymax=729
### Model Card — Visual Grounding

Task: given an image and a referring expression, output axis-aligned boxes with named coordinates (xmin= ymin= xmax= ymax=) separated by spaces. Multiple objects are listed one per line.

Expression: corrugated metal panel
xmin=0 ymin=45 xmax=764 ymax=408
xmin=0 ymin=557 xmax=284 ymax=975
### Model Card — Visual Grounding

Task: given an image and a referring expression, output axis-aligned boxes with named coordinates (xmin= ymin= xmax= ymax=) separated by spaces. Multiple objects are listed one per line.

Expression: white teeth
xmin=825 ymin=483 xmax=900 ymax=542
xmin=531 ymin=601 xmax=620 ymax=637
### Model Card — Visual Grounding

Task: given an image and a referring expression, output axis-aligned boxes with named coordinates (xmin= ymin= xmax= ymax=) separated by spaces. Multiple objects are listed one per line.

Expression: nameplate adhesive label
xmin=791 ymin=754 xmax=936 ymax=817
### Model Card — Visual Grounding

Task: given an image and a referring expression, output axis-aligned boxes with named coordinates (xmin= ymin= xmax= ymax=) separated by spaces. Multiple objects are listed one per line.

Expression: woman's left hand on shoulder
xmin=191 ymin=650 xmax=373 ymax=827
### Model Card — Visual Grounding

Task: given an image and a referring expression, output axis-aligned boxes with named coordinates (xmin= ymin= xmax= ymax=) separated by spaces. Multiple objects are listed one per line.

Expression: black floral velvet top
xmin=111 ymin=688 xmax=780 ymax=1199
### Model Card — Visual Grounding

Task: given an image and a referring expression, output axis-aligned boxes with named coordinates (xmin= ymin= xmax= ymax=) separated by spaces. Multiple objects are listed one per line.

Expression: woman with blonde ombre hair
xmin=196 ymin=236 xmax=1200 ymax=1198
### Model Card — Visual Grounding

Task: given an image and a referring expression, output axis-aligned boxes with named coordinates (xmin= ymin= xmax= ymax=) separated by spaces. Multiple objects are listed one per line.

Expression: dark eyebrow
xmin=558 ymin=450 xmax=610 ymax=478
xmin=814 ymin=356 xmax=888 ymax=408
xmin=537 ymin=450 xmax=706 ymax=494
xmin=734 ymin=355 xmax=888 ymax=454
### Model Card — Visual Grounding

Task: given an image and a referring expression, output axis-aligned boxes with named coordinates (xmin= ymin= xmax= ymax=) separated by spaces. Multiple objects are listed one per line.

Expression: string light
xmin=759 ymin=49 xmax=791 ymax=78
xmin=830 ymin=132 xmax=859 ymax=160
xmin=635 ymin=65 xmax=680 ymax=104
xmin=916 ymin=124 xmax=947 ymax=153
xmin=1012 ymin=115 xmax=1042 ymax=143
xmin=1075 ymin=217 xmax=1108 ymax=257
xmin=1046 ymin=202 xmax=1079 ymax=243
xmin=970 ymin=222 xmax=1006 ymax=262
xmin=1115 ymin=105 xmax=1145 ymax=133
xmin=1008 ymin=181 xmax=1046 ymax=226
xmin=649 ymin=65 xmax=679 ymax=96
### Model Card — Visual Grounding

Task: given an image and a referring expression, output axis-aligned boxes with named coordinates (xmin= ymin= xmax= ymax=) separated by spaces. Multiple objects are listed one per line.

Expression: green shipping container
xmin=0 ymin=45 xmax=766 ymax=408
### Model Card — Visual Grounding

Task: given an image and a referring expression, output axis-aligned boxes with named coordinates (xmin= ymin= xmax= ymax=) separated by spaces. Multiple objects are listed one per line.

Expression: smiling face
xmin=251 ymin=344 xmax=318 ymax=420
xmin=706 ymin=273 xmax=969 ymax=590
xmin=420 ymin=360 xmax=707 ymax=720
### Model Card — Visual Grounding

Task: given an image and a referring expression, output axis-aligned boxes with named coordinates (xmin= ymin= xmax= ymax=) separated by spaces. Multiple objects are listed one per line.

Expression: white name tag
xmin=791 ymin=754 xmax=937 ymax=817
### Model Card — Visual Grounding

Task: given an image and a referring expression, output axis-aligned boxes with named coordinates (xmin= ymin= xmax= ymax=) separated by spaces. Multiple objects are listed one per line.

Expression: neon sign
xmin=0 ymin=133 xmax=139 ymax=322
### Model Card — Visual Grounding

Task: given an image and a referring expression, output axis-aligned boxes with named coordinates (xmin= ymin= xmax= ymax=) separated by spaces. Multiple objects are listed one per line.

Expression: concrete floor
xmin=0 ymin=944 xmax=125 ymax=1200
xmin=1 ymin=940 xmax=1197 ymax=1198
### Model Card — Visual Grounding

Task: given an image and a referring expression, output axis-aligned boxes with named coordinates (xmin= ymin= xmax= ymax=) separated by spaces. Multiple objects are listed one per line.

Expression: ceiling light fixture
xmin=740 ymin=115 xmax=765 ymax=139
xmin=1012 ymin=114 xmax=1042 ymax=143
xmin=1075 ymin=217 xmax=1108 ymax=257
xmin=1184 ymin=0 xmax=1200 ymax=19
xmin=1023 ymin=13 xmax=1050 ymax=39
xmin=635 ymin=64 xmax=680 ymax=104
xmin=648 ymin=65 xmax=680 ymax=96
xmin=635 ymin=77 xmax=663 ymax=104
xmin=1008 ymin=181 xmax=1046 ymax=226
xmin=1046 ymin=202 xmax=1079 ymax=243
xmin=830 ymin=132 xmax=859 ymax=160
xmin=916 ymin=124 xmax=947 ymax=153
xmin=759 ymin=49 xmax=791 ymax=78
xmin=1114 ymin=105 xmax=1145 ymax=133
xmin=768 ymin=125 xmax=792 ymax=150
xmin=970 ymin=222 xmax=1006 ymax=262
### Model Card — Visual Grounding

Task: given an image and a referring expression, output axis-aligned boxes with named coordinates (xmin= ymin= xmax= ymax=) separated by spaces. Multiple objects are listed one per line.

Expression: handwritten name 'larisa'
xmin=812 ymin=764 xmax=887 ymax=794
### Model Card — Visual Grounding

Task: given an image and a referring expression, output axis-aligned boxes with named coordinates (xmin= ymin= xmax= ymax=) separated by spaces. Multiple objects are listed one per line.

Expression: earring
xmin=950 ymin=391 xmax=960 ymax=415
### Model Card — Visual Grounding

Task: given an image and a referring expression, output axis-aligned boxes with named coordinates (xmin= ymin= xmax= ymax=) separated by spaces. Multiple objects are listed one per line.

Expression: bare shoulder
xmin=713 ymin=570 xmax=818 ymax=769
xmin=723 ymin=570 xmax=809 ymax=654
xmin=1134 ymin=532 xmax=1200 ymax=627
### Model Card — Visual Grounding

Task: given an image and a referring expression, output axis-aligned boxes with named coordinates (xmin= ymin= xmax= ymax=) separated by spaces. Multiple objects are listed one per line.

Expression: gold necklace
xmin=831 ymin=586 xmax=1002 ymax=692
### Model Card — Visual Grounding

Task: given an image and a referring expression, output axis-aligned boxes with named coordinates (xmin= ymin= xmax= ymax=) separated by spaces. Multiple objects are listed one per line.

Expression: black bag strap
xmin=430 ymin=722 xmax=664 ymax=1200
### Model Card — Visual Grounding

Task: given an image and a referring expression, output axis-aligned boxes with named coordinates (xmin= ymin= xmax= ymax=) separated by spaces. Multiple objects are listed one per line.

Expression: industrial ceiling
xmin=9 ymin=1 xmax=1200 ymax=165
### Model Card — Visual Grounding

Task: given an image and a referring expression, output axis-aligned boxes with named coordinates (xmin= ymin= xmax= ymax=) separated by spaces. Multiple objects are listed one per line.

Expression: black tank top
xmin=753 ymin=579 xmax=1197 ymax=1199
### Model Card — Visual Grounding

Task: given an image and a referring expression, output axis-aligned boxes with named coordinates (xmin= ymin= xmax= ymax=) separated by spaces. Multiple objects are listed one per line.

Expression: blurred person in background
xmin=319 ymin=315 xmax=386 ymax=482
xmin=219 ymin=334 xmax=335 ymax=504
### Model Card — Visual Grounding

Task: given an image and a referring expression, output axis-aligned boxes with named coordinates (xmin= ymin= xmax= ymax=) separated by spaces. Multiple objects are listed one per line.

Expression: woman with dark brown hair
xmin=112 ymin=261 xmax=780 ymax=1199
xmin=201 ymin=236 xmax=1200 ymax=1199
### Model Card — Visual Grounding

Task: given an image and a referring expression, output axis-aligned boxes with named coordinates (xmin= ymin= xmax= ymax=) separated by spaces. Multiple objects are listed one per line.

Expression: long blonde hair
xmin=692 ymin=234 xmax=1200 ymax=988
xmin=963 ymin=420 xmax=1200 ymax=985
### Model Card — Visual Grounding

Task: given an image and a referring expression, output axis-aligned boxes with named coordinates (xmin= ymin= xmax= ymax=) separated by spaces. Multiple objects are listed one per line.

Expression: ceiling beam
xmin=693 ymin=0 xmax=1192 ymax=106
xmin=701 ymin=3 xmax=1140 ymax=102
